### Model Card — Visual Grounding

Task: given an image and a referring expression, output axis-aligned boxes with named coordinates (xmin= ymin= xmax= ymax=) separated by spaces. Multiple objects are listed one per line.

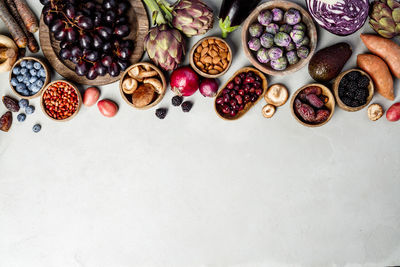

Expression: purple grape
xmin=102 ymin=42 xmax=112 ymax=53
xmin=65 ymin=4 xmax=76 ymax=19
xmin=108 ymin=62 xmax=120 ymax=77
xmin=97 ymin=26 xmax=112 ymax=40
xmin=117 ymin=59 xmax=130 ymax=71
xmin=103 ymin=0 xmax=117 ymax=10
xmin=105 ymin=10 xmax=116 ymax=23
xmin=84 ymin=50 xmax=99 ymax=62
xmin=93 ymin=35 xmax=103 ymax=49
xmin=66 ymin=27 xmax=77 ymax=42
xmin=114 ymin=24 xmax=130 ymax=37
xmin=71 ymin=46 xmax=83 ymax=58
xmin=79 ymin=33 xmax=92 ymax=49
xmin=117 ymin=1 xmax=130 ymax=15
xmin=77 ymin=15 xmax=93 ymax=30
xmin=101 ymin=55 xmax=113 ymax=67
xmin=50 ymin=19 xmax=64 ymax=33
xmin=75 ymin=61 xmax=89 ymax=76
xmin=60 ymin=48 xmax=72 ymax=60
xmin=93 ymin=62 xmax=107 ymax=76
xmin=54 ymin=29 xmax=67 ymax=41
xmin=86 ymin=65 xmax=98 ymax=80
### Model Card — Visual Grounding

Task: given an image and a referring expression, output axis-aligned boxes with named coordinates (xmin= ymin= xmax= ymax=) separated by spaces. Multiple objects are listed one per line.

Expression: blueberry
xmin=33 ymin=62 xmax=41 ymax=70
xmin=17 ymin=75 xmax=24 ymax=82
xmin=20 ymin=68 xmax=27 ymax=75
xmin=32 ymin=124 xmax=41 ymax=133
xmin=11 ymin=78 xmax=18 ymax=86
xmin=25 ymin=105 xmax=35 ymax=114
xmin=26 ymin=61 xmax=33 ymax=69
xmin=17 ymin=113 xmax=26 ymax=122
xmin=20 ymin=60 xmax=27 ymax=67
xmin=16 ymin=83 xmax=26 ymax=92
xmin=30 ymin=85 xmax=40 ymax=93
xmin=36 ymin=79 xmax=44 ymax=88
xmin=22 ymin=89 xmax=30 ymax=96
xmin=12 ymin=66 xmax=21 ymax=75
xmin=25 ymin=81 xmax=31 ymax=87
xmin=38 ymin=69 xmax=46 ymax=78
xmin=23 ymin=75 xmax=30 ymax=83
xmin=29 ymin=76 xmax=38 ymax=84
xmin=30 ymin=69 xmax=37 ymax=76
xmin=18 ymin=99 xmax=28 ymax=108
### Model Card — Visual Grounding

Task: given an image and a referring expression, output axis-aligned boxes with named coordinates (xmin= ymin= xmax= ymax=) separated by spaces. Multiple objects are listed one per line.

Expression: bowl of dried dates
xmin=290 ymin=83 xmax=335 ymax=127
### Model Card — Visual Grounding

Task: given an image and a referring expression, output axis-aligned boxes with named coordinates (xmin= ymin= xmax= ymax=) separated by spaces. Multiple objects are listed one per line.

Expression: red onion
xmin=170 ymin=66 xmax=199 ymax=96
xmin=199 ymin=78 xmax=218 ymax=97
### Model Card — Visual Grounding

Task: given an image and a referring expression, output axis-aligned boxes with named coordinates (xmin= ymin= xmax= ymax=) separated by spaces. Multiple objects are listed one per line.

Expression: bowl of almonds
xmin=189 ymin=36 xmax=232 ymax=78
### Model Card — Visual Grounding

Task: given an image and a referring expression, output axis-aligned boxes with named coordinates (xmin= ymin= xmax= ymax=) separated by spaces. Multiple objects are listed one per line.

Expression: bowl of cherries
xmin=215 ymin=67 xmax=268 ymax=120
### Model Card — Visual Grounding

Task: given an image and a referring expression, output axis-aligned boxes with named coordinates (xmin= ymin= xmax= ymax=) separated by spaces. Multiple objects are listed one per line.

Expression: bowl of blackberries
xmin=333 ymin=69 xmax=374 ymax=112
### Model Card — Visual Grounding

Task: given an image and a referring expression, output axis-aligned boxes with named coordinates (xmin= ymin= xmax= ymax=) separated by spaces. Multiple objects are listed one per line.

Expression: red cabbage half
xmin=306 ymin=0 xmax=369 ymax=36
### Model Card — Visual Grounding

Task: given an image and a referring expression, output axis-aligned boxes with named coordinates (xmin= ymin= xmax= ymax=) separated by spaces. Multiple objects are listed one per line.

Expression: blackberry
xmin=155 ymin=108 xmax=168 ymax=119
xmin=171 ymin=95 xmax=183 ymax=106
xmin=181 ymin=101 xmax=193 ymax=112
xmin=357 ymin=75 xmax=370 ymax=88
xmin=341 ymin=96 xmax=352 ymax=106
xmin=339 ymin=78 xmax=349 ymax=88
xmin=355 ymin=88 xmax=368 ymax=103
xmin=346 ymin=71 xmax=360 ymax=81
xmin=350 ymin=100 xmax=360 ymax=107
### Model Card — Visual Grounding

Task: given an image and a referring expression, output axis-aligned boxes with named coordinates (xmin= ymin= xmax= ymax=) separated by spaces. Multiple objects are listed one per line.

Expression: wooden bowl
xmin=214 ymin=67 xmax=268 ymax=120
xmin=40 ymin=80 xmax=82 ymax=122
xmin=333 ymin=69 xmax=374 ymax=112
xmin=242 ymin=0 xmax=317 ymax=76
xmin=9 ymin=57 xmax=50 ymax=99
xmin=38 ymin=0 xmax=149 ymax=86
xmin=189 ymin=36 xmax=232 ymax=78
xmin=119 ymin=62 xmax=166 ymax=110
xmin=290 ymin=83 xmax=335 ymax=127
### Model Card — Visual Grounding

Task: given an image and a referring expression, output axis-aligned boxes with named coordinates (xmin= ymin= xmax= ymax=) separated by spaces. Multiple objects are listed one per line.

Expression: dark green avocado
xmin=308 ymin=43 xmax=352 ymax=82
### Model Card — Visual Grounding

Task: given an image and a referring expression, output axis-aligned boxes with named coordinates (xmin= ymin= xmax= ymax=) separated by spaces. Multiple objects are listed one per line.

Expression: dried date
xmin=0 ymin=111 xmax=12 ymax=132
xmin=2 ymin=96 xmax=20 ymax=112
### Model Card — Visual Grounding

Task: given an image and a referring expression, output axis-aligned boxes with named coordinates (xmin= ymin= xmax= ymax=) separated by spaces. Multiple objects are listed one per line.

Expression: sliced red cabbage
xmin=306 ymin=0 xmax=369 ymax=36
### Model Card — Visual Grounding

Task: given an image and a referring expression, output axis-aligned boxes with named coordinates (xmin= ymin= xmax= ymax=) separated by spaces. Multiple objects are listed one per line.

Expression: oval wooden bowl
xmin=119 ymin=62 xmax=166 ymax=110
xmin=290 ymin=83 xmax=335 ymax=127
xmin=40 ymin=80 xmax=82 ymax=122
xmin=214 ymin=67 xmax=268 ymax=120
xmin=189 ymin=36 xmax=233 ymax=78
xmin=9 ymin=57 xmax=50 ymax=99
xmin=242 ymin=0 xmax=317 ymax=76
xmin=333 ymin=69 xmax=374 ymax=112
xmin=39 ymin=0 xmax=148 ymax=86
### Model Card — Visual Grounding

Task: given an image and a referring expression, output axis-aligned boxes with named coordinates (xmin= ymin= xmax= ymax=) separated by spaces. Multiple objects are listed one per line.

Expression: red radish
xmin=97 ymin=99 xmax=118 ymax=117
xmin=170 ymin=66 xmax=199 ymax=96
xmin=83 ymin=86 xmax=100 ymax=107
xmin=199 ymin=78 xmax=218 ymax=97
xmin=386 ymin=103 xmax=400 ymax=122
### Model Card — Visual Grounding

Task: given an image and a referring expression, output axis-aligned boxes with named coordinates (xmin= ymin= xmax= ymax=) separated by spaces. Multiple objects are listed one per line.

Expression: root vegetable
xmin=83 ymin=86 xmax=100 ymax=107
xmin=367 ymin=103 xmax=384 ymax=121
xmin=360 ymin=34 xmax=400 ymax=78
xmin=262 ymin=104 xmax=276 ymax=118
xmin=264 ymin=84 xmax=288 ymax=107
xmin=0 ymin=0 xmax=26 ymax=48
xmin=0 ymin=35 xmax=18 ymax=72
xmin=386 ymin=103 xmax=400 ymax=122
xmin=97 ymin=99 xmax=118 ymax=117
xmin=357 ymin=54 xmax=394 ymax=101
xmin=13 ymin=0 xmax=38 ymax=33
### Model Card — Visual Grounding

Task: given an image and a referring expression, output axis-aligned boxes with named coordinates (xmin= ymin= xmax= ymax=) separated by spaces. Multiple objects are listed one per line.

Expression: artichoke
xmin=370 ymin=0 xmax=400 ymax=38
xmin=144 ymin=24 xmax=185 ymax=71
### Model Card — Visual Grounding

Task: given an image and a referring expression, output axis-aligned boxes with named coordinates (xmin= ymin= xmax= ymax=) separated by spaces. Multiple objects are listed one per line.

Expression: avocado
xmin=308 ymin=43 xmax=352 ymax=82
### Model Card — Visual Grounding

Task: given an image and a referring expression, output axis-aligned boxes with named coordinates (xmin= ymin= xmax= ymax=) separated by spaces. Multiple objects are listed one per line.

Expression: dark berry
xmin=346 ymin=71 xmax=360 ymax=81
xmin=32 ymin=124 xmax=41 ymax=133
xmin=181 ymin=101 xmax=193 ymax=112
xmin=357 ymin=75 xmax=370 ymax=88
xmin=347 ymin=81 xmax=358 ymax=92
xmin=171 ymin=95 xmax=183 ymax=106
xmin=155 ymin=108 xmax=167 ymax=119
xmin=17 ymin=113 xmax=26 ymax=122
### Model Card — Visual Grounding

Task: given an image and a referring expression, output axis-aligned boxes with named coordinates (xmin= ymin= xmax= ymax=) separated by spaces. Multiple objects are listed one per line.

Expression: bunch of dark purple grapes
xmin=40 ymin=0 xmax=133 ymax=80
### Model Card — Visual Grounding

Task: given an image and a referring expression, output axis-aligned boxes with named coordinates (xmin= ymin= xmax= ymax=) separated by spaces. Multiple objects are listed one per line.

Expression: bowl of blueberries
xmin=9 ymin=57 xmax=50 ymax=99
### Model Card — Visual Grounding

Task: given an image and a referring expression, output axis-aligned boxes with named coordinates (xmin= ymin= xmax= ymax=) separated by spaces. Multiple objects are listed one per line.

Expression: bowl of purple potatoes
xmin=241 ymin=0 xmax=317 ymax=76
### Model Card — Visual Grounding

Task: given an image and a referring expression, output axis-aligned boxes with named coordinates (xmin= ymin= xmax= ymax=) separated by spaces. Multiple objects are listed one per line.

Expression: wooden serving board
xmin=39 ymin=0 xmax=149 ymax=86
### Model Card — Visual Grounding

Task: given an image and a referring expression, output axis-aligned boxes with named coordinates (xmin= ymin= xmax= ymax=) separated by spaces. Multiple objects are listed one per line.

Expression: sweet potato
xmin=386 ymin=103 xmax=400 ymax=122
xmin=13 ymin=0 xmax=37 ymax=33
xmin=357 ymin=54 xmax=394 ymax=101
xmin=360 ymin=34 xmax=400 ymax=78
xmin=0 ymin=0 xmax=26 ymax=48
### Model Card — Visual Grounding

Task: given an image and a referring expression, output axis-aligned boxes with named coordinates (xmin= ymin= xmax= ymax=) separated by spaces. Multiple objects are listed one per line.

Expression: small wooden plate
xmin=189 ymin=36 xmax=232 ymax=78
xmin=9 ymin=57 xmax=50 ymax=99
xmin=40 ymin=80 xmax=82 ymax=122
xmin=119 ymin=62 xmax=166 ymax=110
xmin=39 ymin=0 xmax=148 ymax=86
xmin=242 ymin=0 xmax=317 ymax=76
xmin=290 ymin=83 xmax=335 ymax=127
xmin=214 ymin=67 xmax=268 ymax=120
xmin=333 ymin=69 xmax=374 ymax=112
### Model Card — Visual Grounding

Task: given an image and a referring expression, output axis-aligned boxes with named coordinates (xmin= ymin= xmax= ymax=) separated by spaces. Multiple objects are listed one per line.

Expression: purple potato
xmin=265 ymin=23 xmax=279 ymax=35
xmin=274 ymin=32 xmax=291 ymax=47
xmin=257 ymin=48 xmax=270 ymax=64
xmin=290 ymin=29 xmax=305 ymax=44
xmin=284 ymin=8 xmax=301 ymax=25
xmin=248 ymin=37 xmax=261 ymax=51
xmin=258 ymin=9 xmax=273 ymax=26
xmin=249 ymin=23 xmax=263 ymax=37
xmin=285 ymin=42 xmax=296 ymax=51
xmin=286 ymin=50 xmax=299 ymax=65
xmin=293 ymin=22 xmax=307 ymax=31
xmin=297 ymin=46 xmax=310 ymax=59
xmin=279 ymin=24 xmax=292 ymax=34
xmin=271 ymin=8 xmax=284 ymax=22
xmin=268 ymin=47 xmax=283 ymax=60
xmin=270 ymin=57 xmax=288 ymax=70
xmin=260 ymin=33 xmax=274 ymax=48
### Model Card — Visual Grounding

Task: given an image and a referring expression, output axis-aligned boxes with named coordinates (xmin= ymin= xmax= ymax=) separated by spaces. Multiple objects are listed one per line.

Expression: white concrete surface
xmin=0 ymin=1 xmax=399 ymax=266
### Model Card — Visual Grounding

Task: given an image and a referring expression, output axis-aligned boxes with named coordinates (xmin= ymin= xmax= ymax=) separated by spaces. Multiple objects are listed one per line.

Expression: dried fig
xmin=0 ymin=111 xmax=12 ymax=132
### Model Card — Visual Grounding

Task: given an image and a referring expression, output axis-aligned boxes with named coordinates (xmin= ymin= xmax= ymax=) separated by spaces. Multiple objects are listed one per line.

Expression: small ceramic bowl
xmin=119 ymin=62 xmax=166 ymax=110
xmin=242 ymin=0 xmax=317 ymax=76
xmin=333 ymin=68 xmax=374 ymax=112
xmin=40 ymin=80 xmax=82 ymax=122
xmin=189 ymin=36 xmax=232 ymax=78
xmin=214 ymin=67 xmax=268 ymax=120
xmin=9 ymin=57 xmax=50 ymax=99
xmin=290 ymin=83 xmax=335 ymax=127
